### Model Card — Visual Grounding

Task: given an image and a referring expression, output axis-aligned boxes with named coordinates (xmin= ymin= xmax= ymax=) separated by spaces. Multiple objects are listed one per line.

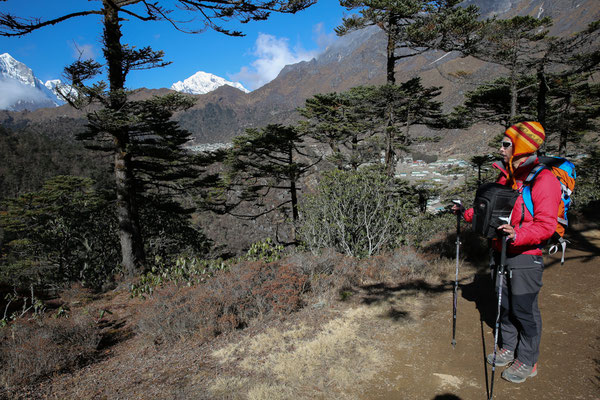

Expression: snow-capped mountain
xmin=171 ymin=71 xmax=249 ymax=95
xmin=44 ymin=79 xmax=78 ymax=102
xmin=0 ymin=53 xmax=65 ymax=111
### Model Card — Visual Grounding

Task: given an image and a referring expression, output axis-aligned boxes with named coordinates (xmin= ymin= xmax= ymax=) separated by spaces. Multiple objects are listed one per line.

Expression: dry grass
xmin=207 ymin=267 xmax=445 ymax=400
xmin=210 ymin=307 xmax=393 ymax=399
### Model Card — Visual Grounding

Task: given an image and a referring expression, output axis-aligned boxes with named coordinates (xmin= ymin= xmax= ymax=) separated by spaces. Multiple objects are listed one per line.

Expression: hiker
xmin=453 ymin=121 xmax=561 ymax=383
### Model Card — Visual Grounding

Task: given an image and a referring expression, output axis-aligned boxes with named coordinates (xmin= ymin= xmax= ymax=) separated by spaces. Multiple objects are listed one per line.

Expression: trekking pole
xmin=489 ymin=234 xmax=509 ymax=400
xmin=451 ymin=200 xmax=462 ymax=348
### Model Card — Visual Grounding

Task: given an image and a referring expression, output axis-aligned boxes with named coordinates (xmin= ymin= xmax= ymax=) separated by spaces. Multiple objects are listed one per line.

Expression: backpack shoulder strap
xmin=522 ymin=164 xmax=546 ymax=217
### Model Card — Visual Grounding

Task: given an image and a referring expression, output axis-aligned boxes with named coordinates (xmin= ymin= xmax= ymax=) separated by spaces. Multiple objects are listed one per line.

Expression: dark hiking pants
xmin=494 ymin=253 xmax=544 ymax=366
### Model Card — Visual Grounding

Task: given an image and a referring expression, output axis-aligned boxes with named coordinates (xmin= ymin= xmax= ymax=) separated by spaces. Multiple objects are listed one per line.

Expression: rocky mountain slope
xmin=1 ymin=0 xmax=598 ymax=157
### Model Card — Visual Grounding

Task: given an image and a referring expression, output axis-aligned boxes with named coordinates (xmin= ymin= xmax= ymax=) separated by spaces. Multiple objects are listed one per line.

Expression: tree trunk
xmin=536 ymin=64 xmax=547 ymax=127
xmin=386 ymin=15 xmax=398 ymax=85
xmin=385 ymin=107 xmax=395 ymax=176
xmin=558 ymin=93 xmax=571 ymax=157
xmin=288 ymin=144 xmax=299 ymax=223
xmin=405 ymin=103 xmax=412 ymax=146
xmin=351 ymin=133 xmax=358 ymax=170
xmin=103 ymin=1 xmax=145 ymax=276
xmin=536 ymin=63 xmax=548 ymax=154
xmin=559 ymin=94 xmax=571 ymax=157
xmin=509 ymin=67 xmax=518 ymax=123
xmin=287 ymin=144 xmax=298 ymax=243
xmin=384 ymin=15 xmax=399 ymax=174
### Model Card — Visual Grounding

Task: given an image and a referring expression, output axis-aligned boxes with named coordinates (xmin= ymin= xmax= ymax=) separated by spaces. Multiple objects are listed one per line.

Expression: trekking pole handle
xmin=452 ymin=200 xmax=462 ymax=240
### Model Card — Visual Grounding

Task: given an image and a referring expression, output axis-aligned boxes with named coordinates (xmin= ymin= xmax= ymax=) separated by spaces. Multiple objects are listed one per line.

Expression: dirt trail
xmin=361 ymin=227 xmax=600 ymax=400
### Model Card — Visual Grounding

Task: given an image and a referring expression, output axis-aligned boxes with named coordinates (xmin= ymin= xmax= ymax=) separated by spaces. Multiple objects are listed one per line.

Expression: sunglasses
xmin=501 ymin=141 xmax=512 ymax=148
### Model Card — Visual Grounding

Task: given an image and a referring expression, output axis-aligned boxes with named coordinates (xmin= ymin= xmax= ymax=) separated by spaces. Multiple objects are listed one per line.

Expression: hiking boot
xmin=501 ymin=360 xmax=538 ymax=383
xmin=486 ymin=347 xmax=514 ymax=366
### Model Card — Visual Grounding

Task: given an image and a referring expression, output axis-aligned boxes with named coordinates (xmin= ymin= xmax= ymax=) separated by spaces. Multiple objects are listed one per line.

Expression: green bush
xmin=130 ymin=256 xmax=230 ymax=298
xmin=130 ymin=238 xmax=284 ymax=297
xmin=245 ymin=237 xmax=284 ymax=262
xmin=296 ymin=167 xmax=417 ymax=258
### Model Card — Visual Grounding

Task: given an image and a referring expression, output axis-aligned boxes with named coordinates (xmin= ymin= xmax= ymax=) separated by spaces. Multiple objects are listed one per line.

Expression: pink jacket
xmin=464 ymin=157 xmax=561 ymax=256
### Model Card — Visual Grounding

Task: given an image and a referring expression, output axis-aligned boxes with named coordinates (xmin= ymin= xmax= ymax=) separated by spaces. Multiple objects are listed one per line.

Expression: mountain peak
xmin=0 ymin=53 xmax=66 ymax=111
xmin=171 ymin=71 xmax=249 ymax=95
xmin=0 ymin=52 xmax=38 ymax=87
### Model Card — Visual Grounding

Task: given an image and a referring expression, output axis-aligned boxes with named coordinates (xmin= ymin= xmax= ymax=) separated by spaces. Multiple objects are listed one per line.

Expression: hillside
xmin=7 ymin=212 xmax=598 ymax=399
xmin=1 ymin=0 xmax=598 ymax=159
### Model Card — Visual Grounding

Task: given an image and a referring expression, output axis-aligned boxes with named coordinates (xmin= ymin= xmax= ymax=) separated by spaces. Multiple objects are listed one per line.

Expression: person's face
xmin=500 ymin=136 xmax=513 ymax=164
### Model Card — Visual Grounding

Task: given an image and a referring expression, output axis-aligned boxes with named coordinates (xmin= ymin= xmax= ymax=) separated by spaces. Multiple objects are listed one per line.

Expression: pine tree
xmin=543 ymin=77 xmax=600 ymax=156
xmin=469 ymin=154 xmax=493 ymax=186
xmin=456 ymin=19 xmax=600 ymax=155
xmin=336 ymin=0 xmax=480 ymax=85
xmin=451 ymin=74 xmax=539 ymax=128
xmin=299 ymin=80 xmax=443 ymax=174
xmin=365 ymin=79 xmax=443 ymax=174
xmin=225 ymin=124 xmax=318 ymax=241
xmin=298 ymin=88 xmax=374 ymax=170
xmin=540 ymin=20 xmax=600 ymax=155
xmin=0 ymin=176 xmax=119 ymax=289
xmin=0 ymin=0 xmax=316 ymax=275
xmin=468 ymin=15 xmax=553 ymax=125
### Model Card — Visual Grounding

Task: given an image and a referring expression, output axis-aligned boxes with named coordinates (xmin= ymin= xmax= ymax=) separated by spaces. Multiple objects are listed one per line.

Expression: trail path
xmin=361 ymin=226 xmax=600 ymax=400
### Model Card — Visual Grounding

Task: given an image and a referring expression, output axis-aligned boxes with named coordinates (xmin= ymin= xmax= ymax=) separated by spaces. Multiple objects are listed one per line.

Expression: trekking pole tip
xmin=451 ymin=339 xmax=456 ymax=348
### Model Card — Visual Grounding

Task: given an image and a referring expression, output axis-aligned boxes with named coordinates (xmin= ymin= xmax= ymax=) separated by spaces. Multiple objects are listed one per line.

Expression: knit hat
xmin=504 ymin=121 xmax=545 ymax=158
xmin=504 ymin=121 xmax=545 ymax=189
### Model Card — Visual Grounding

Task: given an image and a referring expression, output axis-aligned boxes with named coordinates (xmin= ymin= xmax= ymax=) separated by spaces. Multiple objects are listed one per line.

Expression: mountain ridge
xmin=1 ymin=0 xmax=598 ymax=157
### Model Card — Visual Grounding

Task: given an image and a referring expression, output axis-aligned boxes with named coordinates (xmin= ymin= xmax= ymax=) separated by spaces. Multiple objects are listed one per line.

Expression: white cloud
xmin=231 ymin=33 xmax=320 ymax=91
xmin=313 ymin=22 xmax=336 ymax=51
xmin=0 ymin=78 xmax=45 ymax=110
xmin=69 ymin=41 xmax=96 ymax=60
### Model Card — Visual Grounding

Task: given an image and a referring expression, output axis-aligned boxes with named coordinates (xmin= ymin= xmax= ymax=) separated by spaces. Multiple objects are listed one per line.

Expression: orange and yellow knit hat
xmin=504 ymin=121 xmax=545 ymax=158
xmin=504 ymin=121 xmax=545 ymax=189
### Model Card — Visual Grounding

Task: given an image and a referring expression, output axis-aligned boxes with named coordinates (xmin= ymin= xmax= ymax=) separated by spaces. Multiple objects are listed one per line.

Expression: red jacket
xmin=464 ymin=157 xmax=561 ymax=256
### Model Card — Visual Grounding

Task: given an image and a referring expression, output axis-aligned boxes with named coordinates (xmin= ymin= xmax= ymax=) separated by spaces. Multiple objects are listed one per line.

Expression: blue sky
xmin=0 ymin=1 xmax=348 ymax=91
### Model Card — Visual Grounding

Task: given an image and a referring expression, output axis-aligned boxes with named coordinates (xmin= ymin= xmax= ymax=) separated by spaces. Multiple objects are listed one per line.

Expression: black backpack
xmin=472 ymin=183 xmax=519 ymax=239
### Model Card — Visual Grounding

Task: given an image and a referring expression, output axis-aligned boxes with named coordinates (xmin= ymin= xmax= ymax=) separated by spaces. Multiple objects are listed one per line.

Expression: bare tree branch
xmin=0 ymin=10 xmax=103 ymax=36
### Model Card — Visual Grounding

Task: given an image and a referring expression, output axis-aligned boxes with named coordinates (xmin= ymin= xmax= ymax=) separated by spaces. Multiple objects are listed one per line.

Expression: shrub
xmin=245 ymin=238 xmax=284 ymax=263
xmin=130 ymin=238 xmax=283 ymax=298
xmin=297 ymin=167 xmax=417 ymax=258
xmin=130 ymin=256 xmax=230 ymax=298
xmin=404 ymin=212 xmax=455 ymax=249
xmin=284 ymin=249 xmax=361 ymax=299
xmin=0 ymin=314 xmax=100 ymax=391
xmin=137 ymin=260 xmax=308 ymax=345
